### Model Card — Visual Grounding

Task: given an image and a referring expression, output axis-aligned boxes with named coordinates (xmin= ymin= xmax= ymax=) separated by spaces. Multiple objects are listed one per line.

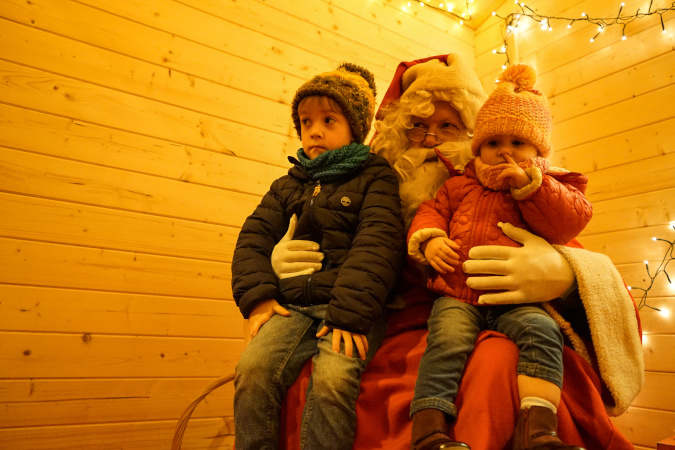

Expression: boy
xmin=232 ymin=63 xmax=405 ymax=449
xmin=406 ymin=64 xmax=592 ymax=450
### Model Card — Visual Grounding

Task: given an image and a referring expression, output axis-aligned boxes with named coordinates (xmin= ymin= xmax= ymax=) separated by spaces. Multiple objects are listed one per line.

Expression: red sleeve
xmin=519 ymin=174 xmax=593 ymax=245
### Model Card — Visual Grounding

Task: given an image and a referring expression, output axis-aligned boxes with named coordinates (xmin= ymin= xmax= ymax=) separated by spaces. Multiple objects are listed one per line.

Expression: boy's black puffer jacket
xmin=232 ymin=153 xmax=405 ymax=335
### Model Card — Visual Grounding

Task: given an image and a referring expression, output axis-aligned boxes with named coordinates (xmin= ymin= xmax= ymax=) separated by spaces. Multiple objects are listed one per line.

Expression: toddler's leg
xmin=495 ymin=306 xmax=584 ymax=450
xmin=494 ymin=305 xmax=564 ymax=391
xmin=234 ymin=309 xmax=318 ymax=450
xmin=411 ymin=297 xmax=482 ymax=418
xmin=410 ymin=297 xmax=480 ymax=450
xmin=299 ymin=315 xmax=386 ymax=450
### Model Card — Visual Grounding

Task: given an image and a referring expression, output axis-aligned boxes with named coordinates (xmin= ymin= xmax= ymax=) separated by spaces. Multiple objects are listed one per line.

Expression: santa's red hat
xmin=375 ymin=53 xmax=488 ymax=125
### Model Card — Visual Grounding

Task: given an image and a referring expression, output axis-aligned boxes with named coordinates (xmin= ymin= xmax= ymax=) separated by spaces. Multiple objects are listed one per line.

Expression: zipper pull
xmin=313 ymin=183 xmax=321 ymax=197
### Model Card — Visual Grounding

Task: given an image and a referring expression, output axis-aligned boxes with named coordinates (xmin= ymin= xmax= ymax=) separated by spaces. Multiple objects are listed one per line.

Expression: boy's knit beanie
xmin=471 ymin=64 xmax=552 ymax=157
xmin=291 ymin=63 xmax=377 ymax=144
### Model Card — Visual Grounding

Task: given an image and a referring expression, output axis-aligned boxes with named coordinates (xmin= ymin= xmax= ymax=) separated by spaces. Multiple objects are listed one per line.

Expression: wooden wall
xmin=474 ymin=1 xmax=675 ymax=448
xmin=0 ymin=0 xmax=471 ymax=448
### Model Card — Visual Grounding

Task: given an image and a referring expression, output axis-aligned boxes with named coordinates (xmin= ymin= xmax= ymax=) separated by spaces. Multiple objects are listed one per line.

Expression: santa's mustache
xmin=395 ymin=140 xmax=472 ymax=229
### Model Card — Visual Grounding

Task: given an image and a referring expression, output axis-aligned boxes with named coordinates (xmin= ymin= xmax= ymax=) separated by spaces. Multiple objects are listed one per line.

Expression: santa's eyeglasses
xmin=406 ymin=126 xmax=463 ymax=143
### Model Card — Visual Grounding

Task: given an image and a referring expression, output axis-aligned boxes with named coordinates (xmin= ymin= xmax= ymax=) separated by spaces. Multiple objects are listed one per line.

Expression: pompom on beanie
xmin=291 ymin=63 xmax=377 ymax=144
xmin=471 ymin=64 xmax=552 ymax=157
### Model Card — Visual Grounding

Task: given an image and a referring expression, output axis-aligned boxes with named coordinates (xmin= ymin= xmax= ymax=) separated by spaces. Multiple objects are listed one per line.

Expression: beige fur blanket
xmin=543 ymin=246 xmax=644 ymax=417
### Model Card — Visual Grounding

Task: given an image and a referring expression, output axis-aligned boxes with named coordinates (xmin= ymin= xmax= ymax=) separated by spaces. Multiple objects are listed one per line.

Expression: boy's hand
xmin=316 ymin=326 xmax=369 ymax=360
xmin=248 ymin=299 xmax=290 ymax=339
xmin=494 ymin=154 xmax=531 ymax=188
xmin=422 ymin=236 xmax=460 ymax=274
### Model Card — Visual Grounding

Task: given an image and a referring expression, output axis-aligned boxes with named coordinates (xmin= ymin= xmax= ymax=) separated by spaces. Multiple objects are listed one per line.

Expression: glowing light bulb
xmin=501 ymin=46 xmax=506 ymax=52
xmin=492 ymin=11 xmax=497 ymax=15
xmin=567 ymin=24 xmax=572 ymax=28
xmin=590 ymin=38 xmax=594 ymax=42
xmin=622 ymin=35 xmax=627 ymax=40
xmin=659 ymin=307 xmax=671 ymax=318
xmin=459 ymin=19 xmax=463 ymax=25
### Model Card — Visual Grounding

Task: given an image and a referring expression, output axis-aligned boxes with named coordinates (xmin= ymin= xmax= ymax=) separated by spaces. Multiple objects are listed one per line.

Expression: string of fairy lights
xmin=403 ymin=1 xmax=675 ymax=68
xmin=492 ymin=0 xmax=675 ymax=67
xmin=404 ymin=0 xmax=473 ymax=24
xmin=628 ymin=222 xmax=675 ymax=312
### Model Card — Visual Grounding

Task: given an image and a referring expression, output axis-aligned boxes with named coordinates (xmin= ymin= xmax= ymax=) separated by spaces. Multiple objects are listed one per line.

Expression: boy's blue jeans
xmin=410 ymin=297 xmax=564 ymax=419
xmin=234 ymin=304 xmax=386 ymax=450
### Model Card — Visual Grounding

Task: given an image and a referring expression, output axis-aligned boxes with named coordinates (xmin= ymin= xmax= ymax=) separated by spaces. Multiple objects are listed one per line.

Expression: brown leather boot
xmin=411 ymin=409 xmax=470 ymax=450
xmin=512 ymin=406 xmax=586 ymax=450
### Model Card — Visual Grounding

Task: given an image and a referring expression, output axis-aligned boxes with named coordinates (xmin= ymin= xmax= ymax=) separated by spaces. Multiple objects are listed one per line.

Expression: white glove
xmin=271 ymin=214 xmax=324 ymax=279
xmin=463 ymin=222 xmax=576 ymax=305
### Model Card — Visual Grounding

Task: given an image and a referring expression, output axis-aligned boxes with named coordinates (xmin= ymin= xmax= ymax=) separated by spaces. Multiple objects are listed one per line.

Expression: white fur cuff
xmin=408 ymin=227 xmax=448 ymax=264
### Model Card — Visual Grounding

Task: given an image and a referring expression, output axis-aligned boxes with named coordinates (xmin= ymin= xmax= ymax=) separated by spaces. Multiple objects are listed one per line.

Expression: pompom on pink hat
xmin=471 ymin=64 xmax=552 ymax=158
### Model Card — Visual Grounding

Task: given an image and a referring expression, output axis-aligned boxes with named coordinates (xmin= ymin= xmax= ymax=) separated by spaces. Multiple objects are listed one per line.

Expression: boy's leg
xmin=299 ymin=314 xmax=387 ymax=450
xmin=234 ymin=307 xmax=319 ymax=450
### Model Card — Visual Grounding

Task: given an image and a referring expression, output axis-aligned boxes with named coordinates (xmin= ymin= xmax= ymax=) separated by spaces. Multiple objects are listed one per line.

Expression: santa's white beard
xmin=394 ymin=140 xmax=473 ymax=229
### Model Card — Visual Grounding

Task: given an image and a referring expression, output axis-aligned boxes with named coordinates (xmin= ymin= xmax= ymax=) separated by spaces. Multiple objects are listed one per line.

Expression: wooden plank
xmin=535 ymin=16 xmax=675 ymax=97
xmin=581 ymin=187 xmax=675 ymax=237
xmin=552 ymin=83 xmax=675 ymax=151
xmin=0 ymin=285 xmax=244 ymax=339
xmin=0 ymin=238 xmax=232 ymax=299
xmin=549 ymin=51 xmax=675 ymax=123
xmin=617 ymin=262 xmax=675 ymax=299
xmin=0 ymin=59 xmax=298 ymax=163
xmin=638 ymin=297 xmax=675 ymax=335
xmin=0 ymin=104 xmax=288 ymax=192
xmin=0 ymin=0 xmax=301 ymax=104
xmin=0 ymin=192 xmax=237 ymax=262
xmin=577 ymin=224 xmax=675 ymax=266
xmin=176 ymin=0 xmax=472 ymax=79
xmin=582 ymin=152 xmax=675 ymax=204
xmin=0 ymin=330 xmax=243 ymax=378
xmin=519 ymin=6 xmax=673 ymax=77
xmin=0 ymin=417 xmax=234 ymax=450
xmin=478 ymin=11 xmax=675 ymax=95
xmin=630 ymin=371 xmax=675 ymax=411
xmin=0 ymin=147 xmax=260 ymax=228
xmin=612 ymin=406 xmax=675 ymax=448
xmin=0 ymin=377 xmax=234 ymax=428
xmin=515 ymin=0 xmax=654 ymax=66
xmin=642 ymin=335 xmax=675 ymax=373
xmin=474 ymin=0 xmax=587 ymax=62
xmin=0 ymin=17 xmax=292 ymax=151
xmin=551 ymin=118 xmax=675 ymax=175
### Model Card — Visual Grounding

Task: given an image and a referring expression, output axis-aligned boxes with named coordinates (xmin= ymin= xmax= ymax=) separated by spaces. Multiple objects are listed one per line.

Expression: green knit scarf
xmin=296 ymin=143 xmax=371 ymax=183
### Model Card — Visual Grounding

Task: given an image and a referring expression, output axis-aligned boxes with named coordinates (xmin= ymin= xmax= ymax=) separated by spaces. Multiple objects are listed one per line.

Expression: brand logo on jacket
xmin=341 ymin=197 xmax=351 ymax=207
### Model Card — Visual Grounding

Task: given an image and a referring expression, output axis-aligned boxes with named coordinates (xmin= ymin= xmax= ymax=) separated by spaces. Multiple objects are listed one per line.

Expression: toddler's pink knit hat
xmin=471 ymin=64 xmax=552 ymax=157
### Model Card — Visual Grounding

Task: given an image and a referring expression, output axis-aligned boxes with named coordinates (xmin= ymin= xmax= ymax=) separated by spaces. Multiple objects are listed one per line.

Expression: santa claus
xmin=269 ymin=54 xmax=643 ymax=450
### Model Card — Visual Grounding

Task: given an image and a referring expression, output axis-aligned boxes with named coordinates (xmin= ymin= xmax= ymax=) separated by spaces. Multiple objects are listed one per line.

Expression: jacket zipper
xmin=305 ymin=182 xmax=321 ymax=305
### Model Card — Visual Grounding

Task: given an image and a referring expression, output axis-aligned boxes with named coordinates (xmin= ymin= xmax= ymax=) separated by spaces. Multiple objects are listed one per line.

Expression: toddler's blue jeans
xmin=410 ymin=297 xmax=564 ymax=419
